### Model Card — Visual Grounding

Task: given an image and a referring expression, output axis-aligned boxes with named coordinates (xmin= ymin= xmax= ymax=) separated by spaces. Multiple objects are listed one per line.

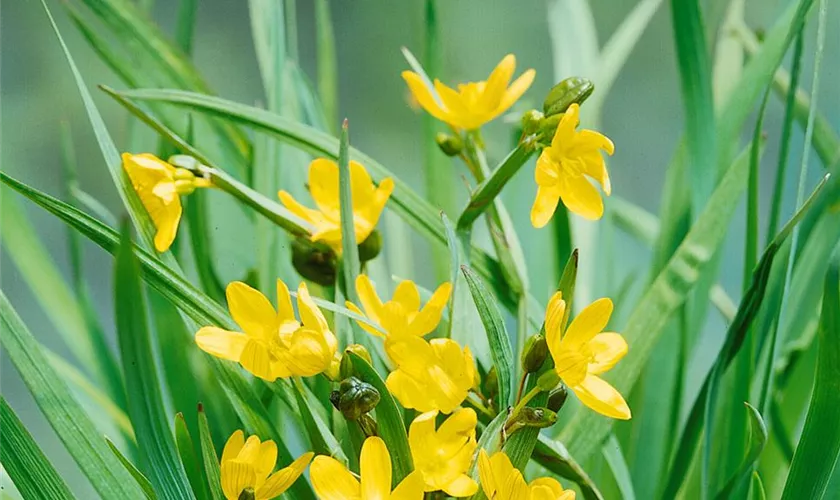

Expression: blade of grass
xmin=314 ymin=0 xmax=337 ymax=131
xmin=715 ymin=403 xmax=767 ymax=499
xmin=780 ymin=243 xmax=840 ymax=498
xmin=174 ymin=413 xmax=209 ymax=500
xmin=115 ymin=221 xmax=196 ymax=500
xmin=712 ymin=0 xmax=745 ymax=109
xmin=0 ymin=398 xmax=75 ymax=500
xmin=603 ymin=434 xmax=636 ymax=500
xmin=174 ymin=0 xmax=197 ymax=55
xmin=338 ymin=120 xmax=361 ymax=313
xmin=289 ymin=378 xmax=347 ymax=462
xmin=532 ymin=437 xmax=604 ymax=500
xmin=196 ymin=406 xmax=224 ymax=500
xmin=441 ymin=213 xmax=460 ymax=339
xmin=0 ymin=292 xmax=147 ymax=498
xmin=105 ymin=438 xmax=156 ymax=499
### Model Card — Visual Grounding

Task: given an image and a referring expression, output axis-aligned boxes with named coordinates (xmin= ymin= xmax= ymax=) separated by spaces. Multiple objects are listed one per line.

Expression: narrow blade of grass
xmin=174 ymin=413 xmax=209 ymax=500
xmin=441 ymin=213 xmax=461 ymax=339
xmin=197 ymin=406 xmax=224 ymax=500
xmin=314 ymin=0 xmax=337 ymax=131
xmin=532 ymin=437 xmax=605 ymax=500
xmin=715 ymin=403 xmax=768 ymax=499
xmin=603 ymin=434 xmax=636 ymax=500
xmin=105 ymin=438 xmax=156 ymax=499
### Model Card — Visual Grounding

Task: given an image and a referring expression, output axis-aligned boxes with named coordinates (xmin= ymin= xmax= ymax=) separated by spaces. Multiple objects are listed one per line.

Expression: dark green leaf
xmin=175 ymin=413 xmax=210 ymax=500
xmin=715 ymin=403 xmax=767 ymax=499
xmin=532 ymin=437 xmax=605 ymax=500
xmin=106 ymin=438 xmax=157 ymax=499
xmin=197 ymin=406 xmax=224 ymax=500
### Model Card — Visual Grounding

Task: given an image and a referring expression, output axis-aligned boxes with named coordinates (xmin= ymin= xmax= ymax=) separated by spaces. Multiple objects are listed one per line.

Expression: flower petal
xmin=551 ymin=104 xmax=580 ymax=150
xmin=255 ymin=439 xmax=277 ymax=481
xmin=226 ymin=282 xmax=276 ymax=339
xmin=239 ymin=341 xmax=275 ymax=381
xmin=436 ymin=408 xmax=477 ymax=444
xmin=564 ymin=298 xmax=613 ymax=346
xmin=390 ymin=470 xmax=426 ymax=500
xmin=558 ymin=173 xmax=604 ymax=220
xmin=361 ymin=436 xmax=392 ymax=499
xmin=220 ymin=461 xmax=256 ymax=500
xmin=275 ymin=279 xmax=297 ymax=324
xmin=296 ymin=282 xmax=330 ymax=333
xmin=588 ymin=332 xmax=628 ymax=374
xmin=530 ymin=186 xmax=561 ymax=228
xmin=407 ymin=282 xmax=452 ymax=337
xmin=349 ymin=160 xmax=376 ymax=209
xmin=544 ymin=292 xmax=566 ymax=358
xmin=408 ymin=410 xmax=438 ymax=464
xmin=283 ymin=328 xmax=334 ymax=377
xmin=195 ymin=327 xmax=248 ymax=362
xmin=308 ymin=158 xmax=341 ymax=220
xmin=255 ymin=452 xmax=313 ymax=499
xmin=535 ymin=151 xmax=561 ymax=187
xmin=347 ymin=301 xmax=385 ymax=337
xmin=278 ymin=190 xmax=328 ymax=228
xmin=392 ymin=281 xmax=422 ymax=313
xmin=479 ymin=54 xmax=516 ymax=109
xmin=358 ymin=177 xmax=394 ymax=241
xmin=572 ymin=374 xmax=631 ymax=420
xmin=477 ymin=450 xmax=497 ymax=498
xmin=434 ymin=80 xmax=470 ymax=119
xmin=443 ymin=474 xmax=479 ymax=498
xmin=496 ymin=68 xmax=535 ymax=117
xmin=221 ymin=430 xmax=245 ymax=465
xmin=152 ymin=200 xmax=181 ymax=253
xmin=355 ymin=274 xmax=384 ymax=323
xmin=402 ymin=71 xmax=448 ymax=121
xmin=311 ymin=455 xmax=361 ymax=500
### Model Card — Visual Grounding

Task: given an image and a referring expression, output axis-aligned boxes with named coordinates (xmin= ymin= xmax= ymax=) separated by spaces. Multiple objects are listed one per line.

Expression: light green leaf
xmin=106 ymin=438 xmax=156 ymax=500
xmin=715 ymin=403 xmax=768 ymax=499
xmin=532 ymin=437 xmax=605 ymax=500
xmin=314 ymin=0 xmax=338 ymax=130
xmin=338 ymin=121 xmax=361 ymax=335
xmin=289 ymin=378 xmax=347 ymax=462
xmin=175 ymin=414 xmax=209 ymax=500
xmin=603 ymin=434 xmax=636 ymax=500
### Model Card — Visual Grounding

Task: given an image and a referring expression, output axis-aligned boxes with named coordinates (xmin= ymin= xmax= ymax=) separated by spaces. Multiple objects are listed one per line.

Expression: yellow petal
xmin=551 ymin=104 xmax=580 ymax=150
xmin=402 ymin=71 xmax=448 ymax=122
xmin=544 ymin=292 xmax=566 ymax=358
xmin=283 ymin=328 xmax=334 ymax=376
xmin=408 ymin=410 xmax=438 ymax=463
xmin=495 ymin=68 xmax=536 ymax=117
xmin=558 ymin=172 xmax=604 ymax=220
xmin=434 ymin=80 xmax=470 ymax=119
xmin=346 ymin=301 xmax=385 ymax=337
xmin=535 ymin=152 xmax=561 ymax=187
xmin=221 ymin=461 xmax=256 ymax=500
xmin=392 ymin=281 xmax=421 ymax=312
xmin=443 ymin=474 xmax=479 ymax=497
xmin=437 ymin=408 xmax=477 ymax=443
xmin=358 ymin=177 xmax=394 ymax=241
xmin=390 ymin=470 xmax=426 ymax=500
xmin=221 ymin=430 xmax=245 ymax=465
xmin=552 ymin=347 xmax=589 ymax=387
xmin=278 ymin=190 xmax=328 ymax=228
xmin=407 ymin=282 xmax=452 ymax=337
xmin=122 ymin=153 xmax=183 ymax=253
xmin=310 ymin=455 xmax=361 ymax=500
xmin=237 ymin=435 xmax=262 ymax=464
xmin=226 ymin=282 xmax=276 ymax=339
xmin=529 ymin=477 xmax=568 ymax=498
xmin=355 ymin=274 xmax=384 ymax=323
xmin=308 ymin=158 xmax=341 ymax=220
xmin=531 ymin=186 xmax=561 ymax=228
xmin=588 ymin=333 xmax=628 ymax=374
xmin=360 ymin=436 xmax=392 ymax=500
xmin=385 ymin=335 xmax=435 ymax=375
xmin=275 ymin=279 xmax=297 ymax=323
xmin=564 ymin=298 xmax=613 ymax=346
xmin=477 ymin=450 xmax=497 ymax=498
xmin=195 ymin=327 xmax=248 ymax=362
xmin=386 ymin=369 xmax=429 ymax=412
xmin=578 ymin=129 xmax=615 ymax=156
xmin=255 ymin=440 xmax=277 ymax=481
xmin=152 ymin=201 xmax=182 ymax=253
xmin=239 ymin=341 xmax=275 ymax=381
xmin=479 ymin=54 xmax=516 ymax=110
xmin=296 ymin=282 xmax=330 ymax=333
xmin=572 ymin=374 xmax=631 ymax=420
xmin=501 ymin=468 xmax=530 ymax=499
xmin=349 ymin=160 xmax=377 ymax=209
xmin=255 ymin=452 xmax=313 ymax=499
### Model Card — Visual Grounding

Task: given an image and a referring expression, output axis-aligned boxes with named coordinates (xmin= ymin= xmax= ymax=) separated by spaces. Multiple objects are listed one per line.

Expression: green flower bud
xmin=547 ymin=385 xmax=568 ymax=412
xmin=435 ymin=132 xmax=464 ymax=156
xmin=358 ymin=230 xmax=382 ymax=263
xmin=505 ymin=407 xmax=558 ymax=435
xmin=520 ymin=109 xmax=544 ymax=136
xmin=358 ymin=413 xmax=379 ymax=437
xmin=291 ymin=238 xmax=337 ymax=286
xmin=537 ymin=370 xmax=561 ymax=392
xmin=521 ymin=333 xmax=548 ymax=373
xmin=543 ymin=77 xmax=594 ymax=117
xmin=537 ymin=113 xmax=563 ymax=142
xmin=339 ymin=344 xmax=373 ymax=379
xmin=484 ymin=366 xmax=499 ymax=403
xmin=336 ymin=377 xmax=380 ymax=420
xmin=238 ymin=487 xmax=256 ymax=500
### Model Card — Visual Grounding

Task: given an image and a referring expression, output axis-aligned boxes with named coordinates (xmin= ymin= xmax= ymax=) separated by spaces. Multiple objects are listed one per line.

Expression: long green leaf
xmin=197 ymin=406 xmax=224 ymax=500
xmin=106 ymin=438 xmax=157 ymax=499
xmin=175 ymin=413 xmax=209 ymax=500
xmin=338 ymin=121 xmax=361 ymax=337
xmin=715 ymin=403 xmax=767 ymax=499
xmin=314 ymin=0 xmax=338 ymax=130
xmin=0 ymin=398 xmax=75 ymax=500
xmin=532 ymin=437 xmax=605 ymax=500
xmin=603 ymin=434 xmax=636 ymax=500
xmin=0 ymin=292 xmax=147 ymax=498
xmin=781 ymin=244 xmax=840 ymax=499
xmin=115 ymin=222 xmax=196 ymax=500
xmin=461 ymin=266 xmax=515 ymax=409
xmin=289 ymin=379 xmax=347 ymax=462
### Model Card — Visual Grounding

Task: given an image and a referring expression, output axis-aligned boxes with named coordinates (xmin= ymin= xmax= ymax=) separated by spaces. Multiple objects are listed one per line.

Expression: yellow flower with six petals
xmin=347 ymin=275 xmax=452 ymax=338
xmin=219 ymin=430 xmax=312 ymax=500
xmin=409 ymin=408 xmax=479 ymax=497
xmin=122 ymin=152 xmax=210 ymax=252
xmin=530 ymin=103 xmax=614 ymax=226
xmin=477 ymin=449 xmax=575 ymax=500
xmin=403 ymin=54 xmax=535 ymax=130
xmin=384 ymin=335 xmax=476 ymax=414
xmin=544 ymin=292 xmax=631 ymax=420
xmin=310 ymin=436 xmax=425 ymax=500
xmin=195 ymin=280 xmax=338 ymax=381
xmin=278 ymin=158 xmax=393 ymax=253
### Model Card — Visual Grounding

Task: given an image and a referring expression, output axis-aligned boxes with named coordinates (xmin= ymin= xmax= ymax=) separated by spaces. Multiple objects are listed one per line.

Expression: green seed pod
xmin=547 ymin=385 xmax=568 ymax=412
xmin=543 ymin=77 xmax=594 ymax=117
xmin=484 ymin=366 xmax=499 ymax=403
xmin=238 ymin=487 xmax=256 ymax=500
xmin=291 ymin=238 xmax=337 ymax=286
xmin=435 ymin=132 xmax=464 ymax=156
xmin=339 ymin=344 xmax=373 ymax=379
xmin=358 ymin=230 xmax=383 ymax=263
xmin=537 ymin=113 xmax=563 ymax=142
xmin=520 ymin=109 xmax=544 ymax=136
xmin=337 ymin=377 xmax=380 ymax=421
xmin=537 ymin=369 xmax=561 ymax=392
xmin=518 ymin=407 xmax=558 ymax=429
xmin=521 ymin=333 xmax=548 ymax=373
xmin=358 ymin=413 xmax=379 ymax=437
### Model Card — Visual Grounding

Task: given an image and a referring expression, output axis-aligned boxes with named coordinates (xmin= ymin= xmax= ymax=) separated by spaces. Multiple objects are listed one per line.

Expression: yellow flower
xmin=409 ymin=409 xmax=479 ymax=497
xmin=384 ymin=335 xmax=475 ymax=414
xmin=310 ymin=436 xmax=425 ymax=500
xmin=544 ymin=293 xmax=631 ymax=420
xmin=530 ymin=103 xmax=615 ymax=226
xmin=278 ymin=158 xmax=393 ymax=252
xmin=346 ymin=275 xmax=452 ymax=338
xmin=122 ymin=153 xmax=210 ymax=252
xmin=195 ymin=280 xmax=338 ymax=381
xmin=403 ymin=54 xmax=535 ymax=130
xmin=477 ymin=449 xmax=575 ymax=500
xmin=219 ymin=430 xmax=313 ymax=500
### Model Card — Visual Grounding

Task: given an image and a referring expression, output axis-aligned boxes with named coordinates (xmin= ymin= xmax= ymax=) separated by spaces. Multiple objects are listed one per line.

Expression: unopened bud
xmin=521 ymin=334 xmax=548 ymax=373
xmin=520 ymin=109 xmax=544 ymax=136
xmin=537 ymin=370 xmax=561 ymax=392
xmin=238 ymin=487 xmax=256 ymax=500
xmin=291 ymin=238 xmax=337 ymax=286
xmin=358 ymin=413 xmax=378 ymax=437
xmin=484 ymin=366 xmax=499 ymax=402
xmin=340 ymin=344 xmax=372 ymax=379
xmin=547 ymin=385 xmax=568 ymax=412
xmin=358 ymin=230 xmax=382 ymax=263
xmin=436 ymin=132 xmax=464 ymax=157
xmin=336 ymin=377 xmax=380 ymax=421
xmin=543 ymin=77 xmax=594 ymax=117
xmin=505 ymin=407 xmax=558 ymax=435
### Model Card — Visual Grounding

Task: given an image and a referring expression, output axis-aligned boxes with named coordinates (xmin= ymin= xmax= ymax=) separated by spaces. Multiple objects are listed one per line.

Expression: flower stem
xmin=508 ymin=385 xmax=542 ymax=423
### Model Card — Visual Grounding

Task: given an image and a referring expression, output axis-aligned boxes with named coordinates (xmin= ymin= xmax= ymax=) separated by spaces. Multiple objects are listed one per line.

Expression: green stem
xmin=509 ymin=386 xmax=542 ymax=422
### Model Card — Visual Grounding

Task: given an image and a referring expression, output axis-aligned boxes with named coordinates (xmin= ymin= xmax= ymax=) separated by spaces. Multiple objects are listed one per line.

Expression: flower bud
xmin=543 ymin=77 xmax=594 ymax=117
xmin=505 ymin=407 xmax=558 ymax=435
xmin=536 ymin=370 xmax=561 ymax=392
xmin=483 ymin=366 xmax=499 ymax=403
xmin=339 ymin=344 xmax=372 ymax=379
xmin=238 ymin=487 xmax=256 ymax=500
xmin=358 ymin=230 xmax=382 ymax=263
xmin=358 ymin=413 xmax=379 ymax=437
xmin=291 ymin=238 xmax=337 ymax=286
xmin=547 ymin=385 xmax=568 ymax=412
xmin=335 ymin=377 xmax=380 ymax=421
xmin=521 ymin=333 xmax=548 ymax=373
xmin=435 ymin=132 xmax=464 ymax=157
xmin=520 ymin=109 xmax=544 ymax=136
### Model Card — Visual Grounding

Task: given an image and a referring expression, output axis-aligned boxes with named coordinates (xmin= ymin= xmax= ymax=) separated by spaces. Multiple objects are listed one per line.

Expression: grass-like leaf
xmin=715 ymin=403 xmax=768 ymax=499
xmin=338 ymin=121 xmax=361 ymax=324
xmin=289 ymin=378 xmax=348 ymax=462
xmin=106 ymin=438 xmax=156 ymax=499
xmin=197 ymin=406 xmax=224 ymax=500
xmin=175 ymin=413 xmax=210 ymax=500
xmin=532 ymin=437 xmax=605 ymax=500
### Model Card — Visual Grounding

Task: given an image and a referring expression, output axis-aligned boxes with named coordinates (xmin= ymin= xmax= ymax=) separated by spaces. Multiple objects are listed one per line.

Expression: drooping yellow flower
xmin=219 ymin=430 xmax=313 ymax=500
xmin=278 ymin=158 xmax=393 ymax=253
xmin=122 ymin=153 xmax=210 ymax=252
xmin=530 ymin=103 xmax=615 ymax=226
xmin=195 ymin=280 xmax=338 ymax=381
xmin=477 ymin=449 xmax=575 ymax=500
xmin=346 ymin=275 xmax=452 ymax=338
xmin=403 ymin=54 xmax=535 ymax=130
xmin=310 ymin=436 xmax=425 ymax=500
xmin=409 ymin=409 xmax=479 ymax=497
xmin=544 ymin=293 xmax=631 ymax=420
xmin=384 ymin=335 xmax=475 ymax=414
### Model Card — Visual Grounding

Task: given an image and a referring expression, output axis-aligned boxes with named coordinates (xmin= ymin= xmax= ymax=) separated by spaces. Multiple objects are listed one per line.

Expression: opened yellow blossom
xmin=530 ymin=103 xmax=615 ymax=226
xmin=278 ymin=158 xmax=393 ymax=252
xmin=122 ymin=152 xmax=210 ymax=252
xmin=310 ymin=436 xmax=425 ymax=500
xmin=195 ymin=280 xmax=338 ymax=381
xmin=219 ymin=430 xmax=312 ymax=500
xmin=409 ymin=409 xmax=479 ymax=497
xmin=384 ymin=335 xmax=475 ymax=414
xmin=545 ymin=293 xmax=631 ymax=420
xmin=478 ymin=449 xmax=575 ymax=500
xmin=347 ymin=275 xmax=452 ymax=338
xmin=403 ymin=54 xmax=535 ymax=130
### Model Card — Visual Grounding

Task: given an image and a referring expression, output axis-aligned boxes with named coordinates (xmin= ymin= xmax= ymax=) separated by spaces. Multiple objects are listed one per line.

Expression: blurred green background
xmin=2 ymin=0 xmax=838 ymax=497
